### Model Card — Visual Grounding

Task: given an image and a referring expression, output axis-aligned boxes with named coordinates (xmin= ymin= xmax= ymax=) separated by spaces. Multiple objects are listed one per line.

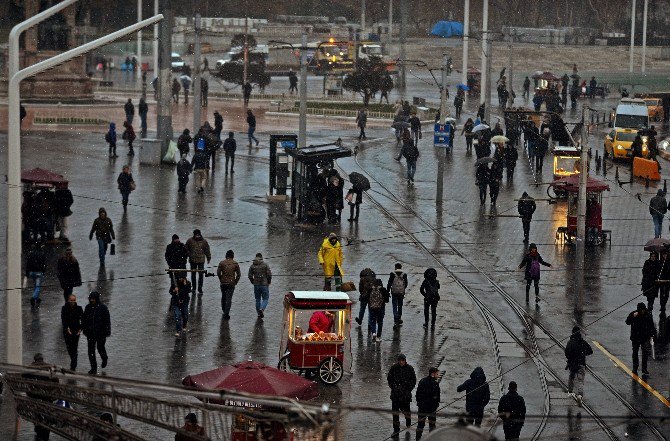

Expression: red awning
xmin=551 ymin=175 xmax=610 ymax=193
xmin=21 ymin=168 xmax=68 ymax=188
xmin=532 ymin=71 xmax=559 ymax=81
xmin=182 ymin=361 xmax=319 ymax=403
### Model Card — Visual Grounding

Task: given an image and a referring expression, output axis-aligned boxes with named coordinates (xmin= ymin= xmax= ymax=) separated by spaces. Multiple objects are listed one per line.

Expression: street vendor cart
xmin=21 ymin=168 xmax=73 ymax=244
xmin=278 ymin=291 xmax=352 ymax=385
xmin=551 ymin=175 xmax=610 ymax=246
xmin=552 ymin=145 xmax=582 ymax=180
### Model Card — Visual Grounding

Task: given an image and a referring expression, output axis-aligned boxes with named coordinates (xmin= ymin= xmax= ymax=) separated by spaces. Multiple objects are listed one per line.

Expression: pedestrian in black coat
xmin=564 ymin=326 xmax=592 ymax=406
xmin=117 ymin=165 xmax=135 ymax=210
xmin=223 ymin=132 xmax=237 ymax=174
xmin=387 ymin=354 xmax=417 ymax=435
xmin=504 ymin=145 xmax=518 ymax=180
xmin=659 ymin=249 xmax=670 ymax=312
xmin=355 ymin=268 xmax=376 ymax=326
xmin=213 ymin=111 xmax=223 ymax=140
xmin=57 ymin=248 xmax=82 ymax=301
xmin=625 ymin=303 xmax=656 ymax=376
xmin=82 ymin=291 xmax=111 ymax=374
xmin=456 ymin=366 xmax=490 ymax=426
xmin=165 ymin=234 xmax=189 ymax=284
xmin=177 ymin=129 xmax=192 ymax=157
xmin=498 ymin=381 xmax=526 ymax=440
xmin=176 ymin=155 xmax=193 ymax=193
xmin=517 ymin=192 xmax=536 ymax=242
xmin=61 ymin=294 xmax=84 ymax=370
xmin=642 ymin=251 xmax=661 ymax=310
xmin=476 ymin=164 xmax=490 ymax=205
xmin=124 ymin=98 xmax=134 ymax=124
xmin=416 ymin=367 xmax=441 ymax=439
xmin=420 ymin=269 xmax=440 ymax=329
xmin=518 ymin=243 xmax=551 ymax=302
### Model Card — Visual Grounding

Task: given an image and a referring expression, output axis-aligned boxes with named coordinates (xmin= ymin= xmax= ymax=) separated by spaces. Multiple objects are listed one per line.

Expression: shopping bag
xmin=110 ymin=242 xmax=116 ymax=256
xmin=163 ymin=140 xmax=179 ymax=164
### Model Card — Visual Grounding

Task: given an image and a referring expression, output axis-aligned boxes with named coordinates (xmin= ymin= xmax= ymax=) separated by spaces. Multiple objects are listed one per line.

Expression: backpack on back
xmin=529 ymin=259 xmax=541 ymax=279
xmin=368 ymin=286 xmax=384 ymax=310
xmin=390 ymin=273 xmax=406 ymax=297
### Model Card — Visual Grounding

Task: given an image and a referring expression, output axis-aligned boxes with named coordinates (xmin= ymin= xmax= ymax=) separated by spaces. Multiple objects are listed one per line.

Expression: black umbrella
xmin=349 ymin=172 xmax=371 ymax=191
xmin=474 ymin=157 xmax=495 ymax=166
xmin=392 ymin=120 xmax=411 ymax=130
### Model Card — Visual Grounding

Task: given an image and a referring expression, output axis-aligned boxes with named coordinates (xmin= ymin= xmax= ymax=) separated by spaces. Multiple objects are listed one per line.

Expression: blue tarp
xmin=430 ymin=21 xmax=464 ymax=38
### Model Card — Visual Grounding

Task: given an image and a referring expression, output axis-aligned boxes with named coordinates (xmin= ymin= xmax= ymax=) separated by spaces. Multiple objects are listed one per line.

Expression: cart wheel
xmin=318 ymin=357 xmax=343 ymax=384
xmin=278 ymin=353 xmax=291 ymax=372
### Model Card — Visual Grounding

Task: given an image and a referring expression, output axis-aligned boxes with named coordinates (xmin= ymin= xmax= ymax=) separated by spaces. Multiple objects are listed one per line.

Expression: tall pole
xmin=575 ymin=107 xmax=589 ymax=312
xmin=157 ymin=0 xmax=173 ymax=149
xmin=440 ymin=54 xmax=448 ymax=125
xmin=387 ymin=0 xmax=392 ymax=54
xmin=629 ymin=0 xmax=636 ymax=73
xmin=398 ymin=0 xmax=407 ymax=98
xmin=193 ymin=13 xmax=202 ymax=133
xmin=137 ymin=0 xmax=142 ymax=80
xmin=508 ymin=29 xmax=514 ymax=108
xmin=480 ymin=0 xmax=489 ymax=119
xmin=461 ymin=0 xmax=470 ymax=95
xmin=641 ymin=0 xmax=648 ymax=73
xmin=243 ymin=16 xmax=249 ymax=88
xmin=299 ymin=33 xmax=308 ymax=149
xmin=436 ymin=55 xmax=449 ymax=205
xmin=153 ymin=0 xmax=159 ymax=80
xmin=361 ymin=0 xmax=366 ymax=33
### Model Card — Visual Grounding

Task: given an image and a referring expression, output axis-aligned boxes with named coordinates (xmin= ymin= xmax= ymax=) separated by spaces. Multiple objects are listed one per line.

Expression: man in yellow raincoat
xmin=318 ymin=233 xmax=344 ymax=291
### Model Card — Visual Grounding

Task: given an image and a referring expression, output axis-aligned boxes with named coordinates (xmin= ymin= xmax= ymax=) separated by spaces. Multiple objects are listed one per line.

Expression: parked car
xmin=171 ymin=52 xmax=186 ymax=72
xmin=604 ymin=127 xmax=648 ymax=159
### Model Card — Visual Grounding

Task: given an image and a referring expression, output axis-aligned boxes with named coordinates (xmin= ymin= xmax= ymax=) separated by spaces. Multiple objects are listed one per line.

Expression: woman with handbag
xmin=117 ymin=165 xmax=135 ymax=211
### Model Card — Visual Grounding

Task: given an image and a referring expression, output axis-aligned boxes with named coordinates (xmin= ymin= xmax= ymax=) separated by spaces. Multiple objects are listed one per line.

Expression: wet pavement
xmin=1 ymin=85 xmax=669 ymax=440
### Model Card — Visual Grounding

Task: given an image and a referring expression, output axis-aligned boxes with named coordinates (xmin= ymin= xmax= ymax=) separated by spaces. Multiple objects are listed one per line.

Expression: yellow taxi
xmin=604 ymin=128 xmax=648 ymax=159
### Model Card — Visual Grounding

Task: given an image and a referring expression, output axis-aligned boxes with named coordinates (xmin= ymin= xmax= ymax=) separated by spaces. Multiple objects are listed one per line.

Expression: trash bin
xmin=140 ymin=138 xmax=163 ymax=166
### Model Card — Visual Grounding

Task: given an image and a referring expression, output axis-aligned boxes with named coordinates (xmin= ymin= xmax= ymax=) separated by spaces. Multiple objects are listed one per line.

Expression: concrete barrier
xmin=140 ymin=138 xmax=163 ymax=166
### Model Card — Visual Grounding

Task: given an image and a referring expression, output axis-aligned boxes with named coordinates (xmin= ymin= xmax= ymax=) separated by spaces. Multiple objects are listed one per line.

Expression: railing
xmin=271 ymin=107 xmax=395 ymax=119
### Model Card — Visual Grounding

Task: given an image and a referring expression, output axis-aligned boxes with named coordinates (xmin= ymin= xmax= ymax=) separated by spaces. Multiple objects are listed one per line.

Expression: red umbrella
xmin=550 ymin=175 xmax=610 ymax=193
xmin=531 ymin=71 xmax=559 ymax=81
xmin=182 ymin=361 xmax=319 ymax=402
xmin=21 ymin=168 xmax=68 ymax=188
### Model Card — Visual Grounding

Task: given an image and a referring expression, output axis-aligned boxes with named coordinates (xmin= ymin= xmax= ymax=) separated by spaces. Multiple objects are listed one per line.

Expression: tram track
xmin=336 ymin=146 xmax=665 ymax=440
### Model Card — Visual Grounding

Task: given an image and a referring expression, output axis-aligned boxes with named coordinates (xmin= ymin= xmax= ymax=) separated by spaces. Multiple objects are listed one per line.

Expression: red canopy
xmin=21 ymin=168 xmax=68 ymax=189
xmin=551 ymin=174 xmax=610 ymax=193
xmin=532 ymin=71 xmax=559 ymax=81
xmin=182 ymin=361 xmax=319 ymax=402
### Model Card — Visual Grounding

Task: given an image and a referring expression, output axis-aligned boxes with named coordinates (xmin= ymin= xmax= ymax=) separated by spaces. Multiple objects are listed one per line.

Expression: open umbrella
xmin=348 ymin=172 xmax=371 ymax=191
xmin=644 ymin=238 xmax=670 ymax=252
xmin=491 ymin=135 xmax=509 ymax=144
xmin=475 ymin=157 xmax=495 ymax=166
xmin=457 ymin=83 xmax=470 ymax=91
xmin=179 ymin=74 xmax=192 ymax=87
xmin=182 ymin=361 xmax=319 ymax=403
xmin=392 ymin=120 xmax=410 ymax=130
xmin=472 ymin=123 xmax=490 ymax=133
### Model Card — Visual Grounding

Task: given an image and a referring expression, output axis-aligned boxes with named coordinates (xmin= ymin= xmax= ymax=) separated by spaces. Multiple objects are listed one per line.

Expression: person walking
xmin=223 ymin=132 xmax=237 ymax=174
xmin=243 ymin=81 xmax=252 ymax=106
xmin=504 ymin=144 xmax=518 ymax=181
xmin=124 ymin=98 xmax=134 ymax=124
xmin=387 ymin=263 xmax=408 ymax=328
xmin=535 ymin=132 xmax=548 ymax=173
xmin=82 ymin=291 xmax=111 ymax=374
xmin=248 ymin=253 xmax=272 ymax=318
xmin=517 ymin=192 xmax=537 ymax=242
xmin=246 ymin=109 xmax=259 ymax=147
xmin=105 ymin=122 xmax=118 ymax=158
xmin=317 ymin=233 xmax=344 ymax=291
xmin=625 ymin=302 xmax=656 ymax=377
xmin=387 ymin=354 xmax=416 ymax=436
xmin=192 ymin=144 xmax=209 ymax=193
xmin=400 ymin=133 xmax=420 ymax=184
xmin=356 ymin=107 xmax=368 ymax=141
xmin=346 ymin=186 xmax=363 ymax=222
xmin=649 ymin=189 xmax=667 ymax=238
xmin=565 ymin=326 xmax=593 ymax=406
xmin=368 ymin=279 xmax=389 ymax=342
xmin=498 ymin=381 xmax=526 ymax=440
xmin=172 ymin=78 xmax=181 ymax=103
xmin=518 ymin=243 xmax=551 ymax=302
xmin=288 ymin=69 xmax=298 ymax=94
xmin=642 ymin=251 xmax=661 ymax=310
xmin=457 ymin=367 xmax=490 ymax=426
xmin=117 ymin=165 xmax=135 ymax=211
xmin=171 ymin=277 xmax=191 ymax=336
xmin=57 ymin=248 xmax=82 ymax=302
xmin=26 ymin=244 xmax=47 ymax=307
xmin=185 ymin=229 xmax=211 ymax=295
xmin=201 ymin=77 xmax=208 ymax=107
xmin=420 ymin=268 xmax=440 ymax=329
xmin=409 ymin=112 xmax=422 ymax=146
xmin=138 ymin=97 xmax=148 ymax=137
xmin=182 ymin=76 xmax=190 ymax=105
xmin=660 ymin=249 xmax=670 ymax=313
xmin=356 ymin=268 xmax=376 ymax=326
xmin=165 ymin=234 xmax=189 ymax=285
xmin=217 ymin=250 xmax=241 ymax=320
xmin=122 ymin=121 xmax=136 ymax=156
xmin=476 ymin=164 xmax=490 ymax=205
xmin=177 ymin=129 xmax=192 ymax=157
xmin=454 ymin=91 xmax=464 ymax=118
xmin=61 ymin=294 xmax=83 ymax=370
xmin=176 ymin=154 xmax=193 ymax=193
xmin=462 ymin=118 xmax=475 ymax=154
xmin=415 ymin=367 xmax=441 ymax=440
xmin=522 ymin=76 xmax=531 ymax=99
xmin=213 ymin=111 xmax=223 ymax=140
xmin=89 ymin=208 xmax=115 ymax=266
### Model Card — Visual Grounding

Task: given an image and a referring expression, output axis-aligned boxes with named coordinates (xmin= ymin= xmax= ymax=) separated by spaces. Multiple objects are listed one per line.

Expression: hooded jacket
xmin=456 ymin=367 xmax=491 ymax=416
xmin=105 ymin=123 xmax=117 ymax=146
xmin=89 ymin=209 xmax=115 ymax=242
xmin=248 ymin=257 xmax=272 ymax=286
xmin=165 ymin=241 xmax=189 ymax=269
xmin=650 ymin=190 xmax=667 ymax=216
xmin=625 ymin=306 xmax=656 ymax=343
xmin=517 ymin=193 xmax=536 ymax=220
xmin=185 ymin=235 xmax=211 ymax=264
xmin=82 ymin=292 xmax=111 ymax=338
xmin=358 ymin=268 xmax=376 ymax=300
xmin=416 ymin=375 xmax=441 ymax=412
xmin=317 ymin=237 xmax=344 ymax=277
xmin=564 ymin=333 xmax=593 ymax=372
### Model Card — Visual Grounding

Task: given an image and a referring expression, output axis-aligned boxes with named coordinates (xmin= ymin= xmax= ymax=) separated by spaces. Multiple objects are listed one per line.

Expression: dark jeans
xmin=392 ymin=295 xmax=403 ymax=321
xmin=416 ymin=409 xmax=437 ymax=439
xmin=465 ymin=412 xmax=484 ymax=427
xmin=87 ymin=336 xmax=107 ymax=371
xmin=121 ymin=190 xmax=130 ymax=207
xmin=64 ymin=333 xmax=80 ymax=370
xmin=209 ymin=150 xmax=216 ymax=171
xmin=220 ymin=284 xmax=235 ymax=317
xmin=349 ymin=203 xmax=360 ymax=220
xmin=412 ymin=129 xmax=420 ymax=146
xmin=178 ymin=177 xmax=188 ymax=192
xmin=391 ymin=399 xmax=411 ymax=432
xmin=173 ymin=303 xmax=189 ymax=331
xmin=369 ymin=308 xmax=384 ymax=336
xmin=525 ymin=278 xmax=540 ymax=297
xmin=108 ymin=142 xmax=117 ymax=156
xmin=522 ymin=219 xmax=531 ymax=240
xmin=357 ymin=297 xmax=368 ymax=322
xmin=140 ymin=113 xmax=147 ymax=134
xmin=632 ymin=340 xmax=651 ymax=373
xmin=478 ymin=184 xmax=487 ymax=204
xmin=503 ymin=422 xmax=523 ymax=440
xmin=358 ymin=125 xmax=366 ymax=140
xmin=660 ymin=286 xmax=669 ymax=311
xmin=190 ymin=262 xmax=205 ymax=292
xmin=424 ymin=300 xmax=437 ymax=326
xmin=248 ymin=126 xmax=258 ymax=145
xmin=466 ymin=136 xmax=473 ymax=152
xmin=225 ymin=154 xmax=235 ymax=172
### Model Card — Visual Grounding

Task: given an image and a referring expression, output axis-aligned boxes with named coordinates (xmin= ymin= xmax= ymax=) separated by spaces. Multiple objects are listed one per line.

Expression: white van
xmin=613 ymin=98 xmax=649 ymax=130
